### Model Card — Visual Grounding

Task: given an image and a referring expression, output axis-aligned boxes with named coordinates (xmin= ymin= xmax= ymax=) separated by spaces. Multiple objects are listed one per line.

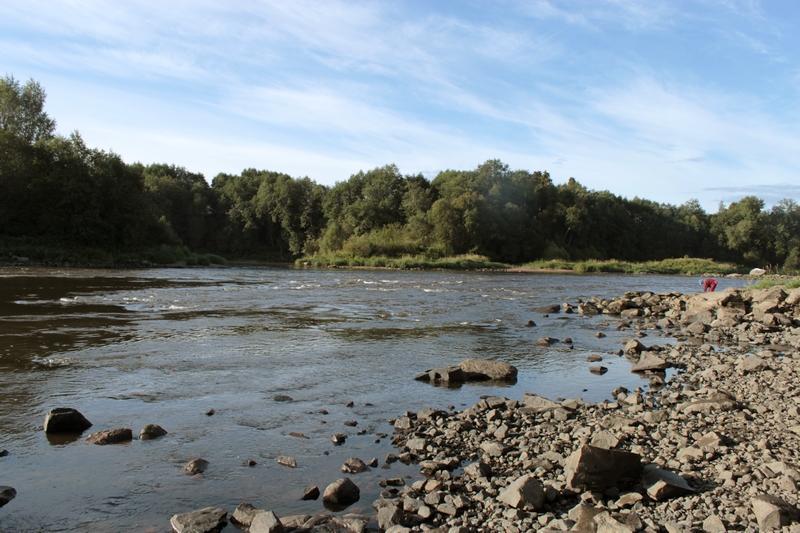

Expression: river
xmin=0 ymin=267 xmax=745 ymax=531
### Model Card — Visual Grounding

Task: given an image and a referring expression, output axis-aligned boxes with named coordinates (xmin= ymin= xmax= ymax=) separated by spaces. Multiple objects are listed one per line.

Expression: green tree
xmin=0 ymin=76 xmax=56 ymax=143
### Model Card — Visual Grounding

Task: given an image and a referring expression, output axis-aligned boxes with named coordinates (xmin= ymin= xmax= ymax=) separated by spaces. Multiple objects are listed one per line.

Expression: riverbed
xmin=0 ymin=267 xmax=746 ymax=531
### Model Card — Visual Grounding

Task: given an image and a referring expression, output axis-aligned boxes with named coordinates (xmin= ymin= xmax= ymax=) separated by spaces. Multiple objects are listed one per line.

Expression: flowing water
xmin=0 ymin=267 xmax=745 ymax=531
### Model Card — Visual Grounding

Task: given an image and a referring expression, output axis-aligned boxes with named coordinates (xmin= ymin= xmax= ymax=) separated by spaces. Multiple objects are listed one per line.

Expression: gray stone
xmin=341 ymin=457 xmax=369 ymax=473
xmin=170 ymin=506 xmax=227 ymax=533
xmin=565 ymin=445 xmax=643 ymax=491
xmin=276 ymin=456 xmax=297 ymax=468
xmin=0 ymin=486 xmax=16 ymax=508
xmin=458 ymin=358 xmax=517 ymax=381
xmin=139 ymin=424 xmax=167 ymax=440
xmin=630 ymin=352 xmax=668 ymax=372
xmin=497 ymin=474 xmax=544 ymax=510
xmin=702 ymin=514 xmax=727 ymax=532
xmin=322 ymin=478 xmax=360 ymax=508
xmin=590 ymin=430 xmax=620 ymax=450
xmin=43 ymin=408 xmax=92 ymax=434
xmin=86 ymin=428 xmax=133 ymax=445
xmin=301 ymin=485 xmax=320 ymax=500
xmin=751 ymin=494 xmax=800 ymax=531
xmin=642 ymin=465 xmax=695 ymax=500
xmin=231 ymin=503 xmax=258 ymax=527
xmin=250 ymin=510 xmax=284 ymax=533
xmin=183 ymin=458 xmax=209 ymax=475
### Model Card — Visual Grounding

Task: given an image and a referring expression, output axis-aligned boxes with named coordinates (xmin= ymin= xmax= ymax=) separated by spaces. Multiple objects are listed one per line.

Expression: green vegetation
xmin=296 ymin=254 xmax=507 ymax=270
xmin=749 ymin=277 xmax=800 ymax=290
xmin=2 ymin=75 xmax=800 ymax=272
xmin=520 ymin=258 xmax=740 ymax=275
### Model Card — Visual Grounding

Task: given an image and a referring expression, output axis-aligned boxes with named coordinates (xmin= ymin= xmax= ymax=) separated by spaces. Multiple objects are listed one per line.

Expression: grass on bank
xmin=296 ymin=253 xmax=509 ymax=270
xmin=517 ymin=257 xmax=740 ymax=275
xmin=297 ymin=255 xmax=742 ymax=275
xmin=749 ymin=277 xmax=800 ymax=290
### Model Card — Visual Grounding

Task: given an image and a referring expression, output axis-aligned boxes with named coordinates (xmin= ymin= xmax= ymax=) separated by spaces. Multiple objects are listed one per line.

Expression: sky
xmin=1 ymin=0 xmax=799 ymax=210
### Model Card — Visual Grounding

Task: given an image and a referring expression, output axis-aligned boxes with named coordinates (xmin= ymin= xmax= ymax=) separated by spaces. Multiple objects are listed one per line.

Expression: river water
xmin=0 ymin=267 xmax=745 ymax=531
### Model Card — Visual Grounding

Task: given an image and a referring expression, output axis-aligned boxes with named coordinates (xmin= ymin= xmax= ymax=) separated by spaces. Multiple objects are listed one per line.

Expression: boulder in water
xmin=170 ymin=506 xmax=227 ymax=533
xmin=43 ymin=408 xmax=92 ymax=434
xmin=86 ymin=428 xmax=132 ymax=445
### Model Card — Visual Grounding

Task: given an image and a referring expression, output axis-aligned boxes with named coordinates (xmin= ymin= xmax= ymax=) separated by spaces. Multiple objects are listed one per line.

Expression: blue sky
xmin=1 ymin=0 xmax=799 ymax=210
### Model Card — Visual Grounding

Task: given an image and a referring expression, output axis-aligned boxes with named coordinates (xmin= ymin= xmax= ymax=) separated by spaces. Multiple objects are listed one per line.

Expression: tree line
xmin=1 ymin=76 xmax=798 ymax=270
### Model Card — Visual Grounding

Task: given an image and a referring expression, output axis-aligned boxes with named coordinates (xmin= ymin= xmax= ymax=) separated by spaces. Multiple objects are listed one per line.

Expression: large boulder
xmin=43 ymin=408 xmax=92 ymax=434
xmin=458 ymin=358 xmax=517 ymax=381
xmin=749 ymin=267 xmax=766 ymax=276
xmin=565 ymin=445 xmax=643 ymax=491
xmin=497 ymin=474 xmax=544 ymax=510
xmin=322 ymin=478 xmax=360 ymax=509
xmin=751 ymin=494 xmax=800 ymax=531
xmin=0 ymin=486 xmax=16 ymax=508
xmin=170 ymin=506 xmax=227 ymax=533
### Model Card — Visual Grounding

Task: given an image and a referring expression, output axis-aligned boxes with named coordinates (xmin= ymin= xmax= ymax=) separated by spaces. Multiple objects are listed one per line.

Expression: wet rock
xmin=526 ymin=320 xmax=536 ymax=327
xmin=250 ymin=510 xmax=284 ymax=533
xmin=415 ymin=366 xmax=466 ymax=384
xmin=458 ymin=358 xmax=518 ymax=381
xmin=537 ymin=336 xmax=558 ymax=346
xmin=331 ymin=432 xmax=347 ymax=445
xmin=288 ymin=431 xmax=308 ymax=439
xmin=231 ymin=503 xmax=258 ymax=527
xmin=139 ymin=424 xmax=167 ymax=440
xmin=565 ymin=445 xmax=643 ymax=491
xmin=322 ymin=478 xmax=360 ymax=508
xmin=183 ymin=458 xmax=209 ymax=475
xmin=587 ymin=354 xmax=603 ymax=362
xmin=595 ymin=331 xmax=607 ymax=338
xmin=276 ymin=456 xmax=297 ymax=468
xmin=535 ymin=304 xmax=561 ymax=313
xmin=169 ymin=506 xmax=227 ymax=533
xmin=301 ymin=485 xmax=320 ymax=500
xmin=0 ymin=449 xmax=8 ymax=457
xmin=642 ymin=465 xmax=695 ymax=500
xmin=630 ymin=352 xmax=668 ymax=372
xmin=751 ymin=494 xmax=800 ymax=531
xmin=273 ymin=394 xmax=293 ymax=402
xmin=344 ymin=420 xmax=358 ymax=427
xmin=589 ymin=365 xmax=608 ymax=375
xmin=0 ymin=486 xmax=16 ymax=508
xmin=623 ymin=339 xmax=646 ymax=355
xmin=245 ymin=459 xmax=257 ymax=467
xmin=341 ymin=457 xmax=369 ymax=473
xmin=345 ymin=400 xmax=355 ymax=408
xmin=86 ymin=428 xmax=133 ymax=445
xmin=497 ymin=474 xmax=544 ymax=510
xmin=43 ymin=408 xmax=92 ymax=434
xmin=205 ymin=409 xmax=215 ymax=416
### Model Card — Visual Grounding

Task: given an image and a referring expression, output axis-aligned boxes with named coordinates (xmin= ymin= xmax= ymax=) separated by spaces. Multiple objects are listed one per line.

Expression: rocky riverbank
xmin=163 ymin=286 xmax=800 ymax=532
xmin=379 ymin=287 xmax=800 ymax=532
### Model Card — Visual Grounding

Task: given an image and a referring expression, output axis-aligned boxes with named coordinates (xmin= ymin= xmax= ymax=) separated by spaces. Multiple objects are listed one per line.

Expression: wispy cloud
xmin=1 ymin=0 xmax=798 ymax=211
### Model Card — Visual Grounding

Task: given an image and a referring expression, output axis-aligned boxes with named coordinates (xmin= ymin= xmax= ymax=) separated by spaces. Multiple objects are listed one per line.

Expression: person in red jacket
xmin=701 ymin=277 xmax=718 ymax=292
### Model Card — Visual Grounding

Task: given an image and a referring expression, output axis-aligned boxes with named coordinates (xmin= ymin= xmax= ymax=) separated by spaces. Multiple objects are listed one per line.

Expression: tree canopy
xmin=1 ymin=76 xmax=798 ymax=270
